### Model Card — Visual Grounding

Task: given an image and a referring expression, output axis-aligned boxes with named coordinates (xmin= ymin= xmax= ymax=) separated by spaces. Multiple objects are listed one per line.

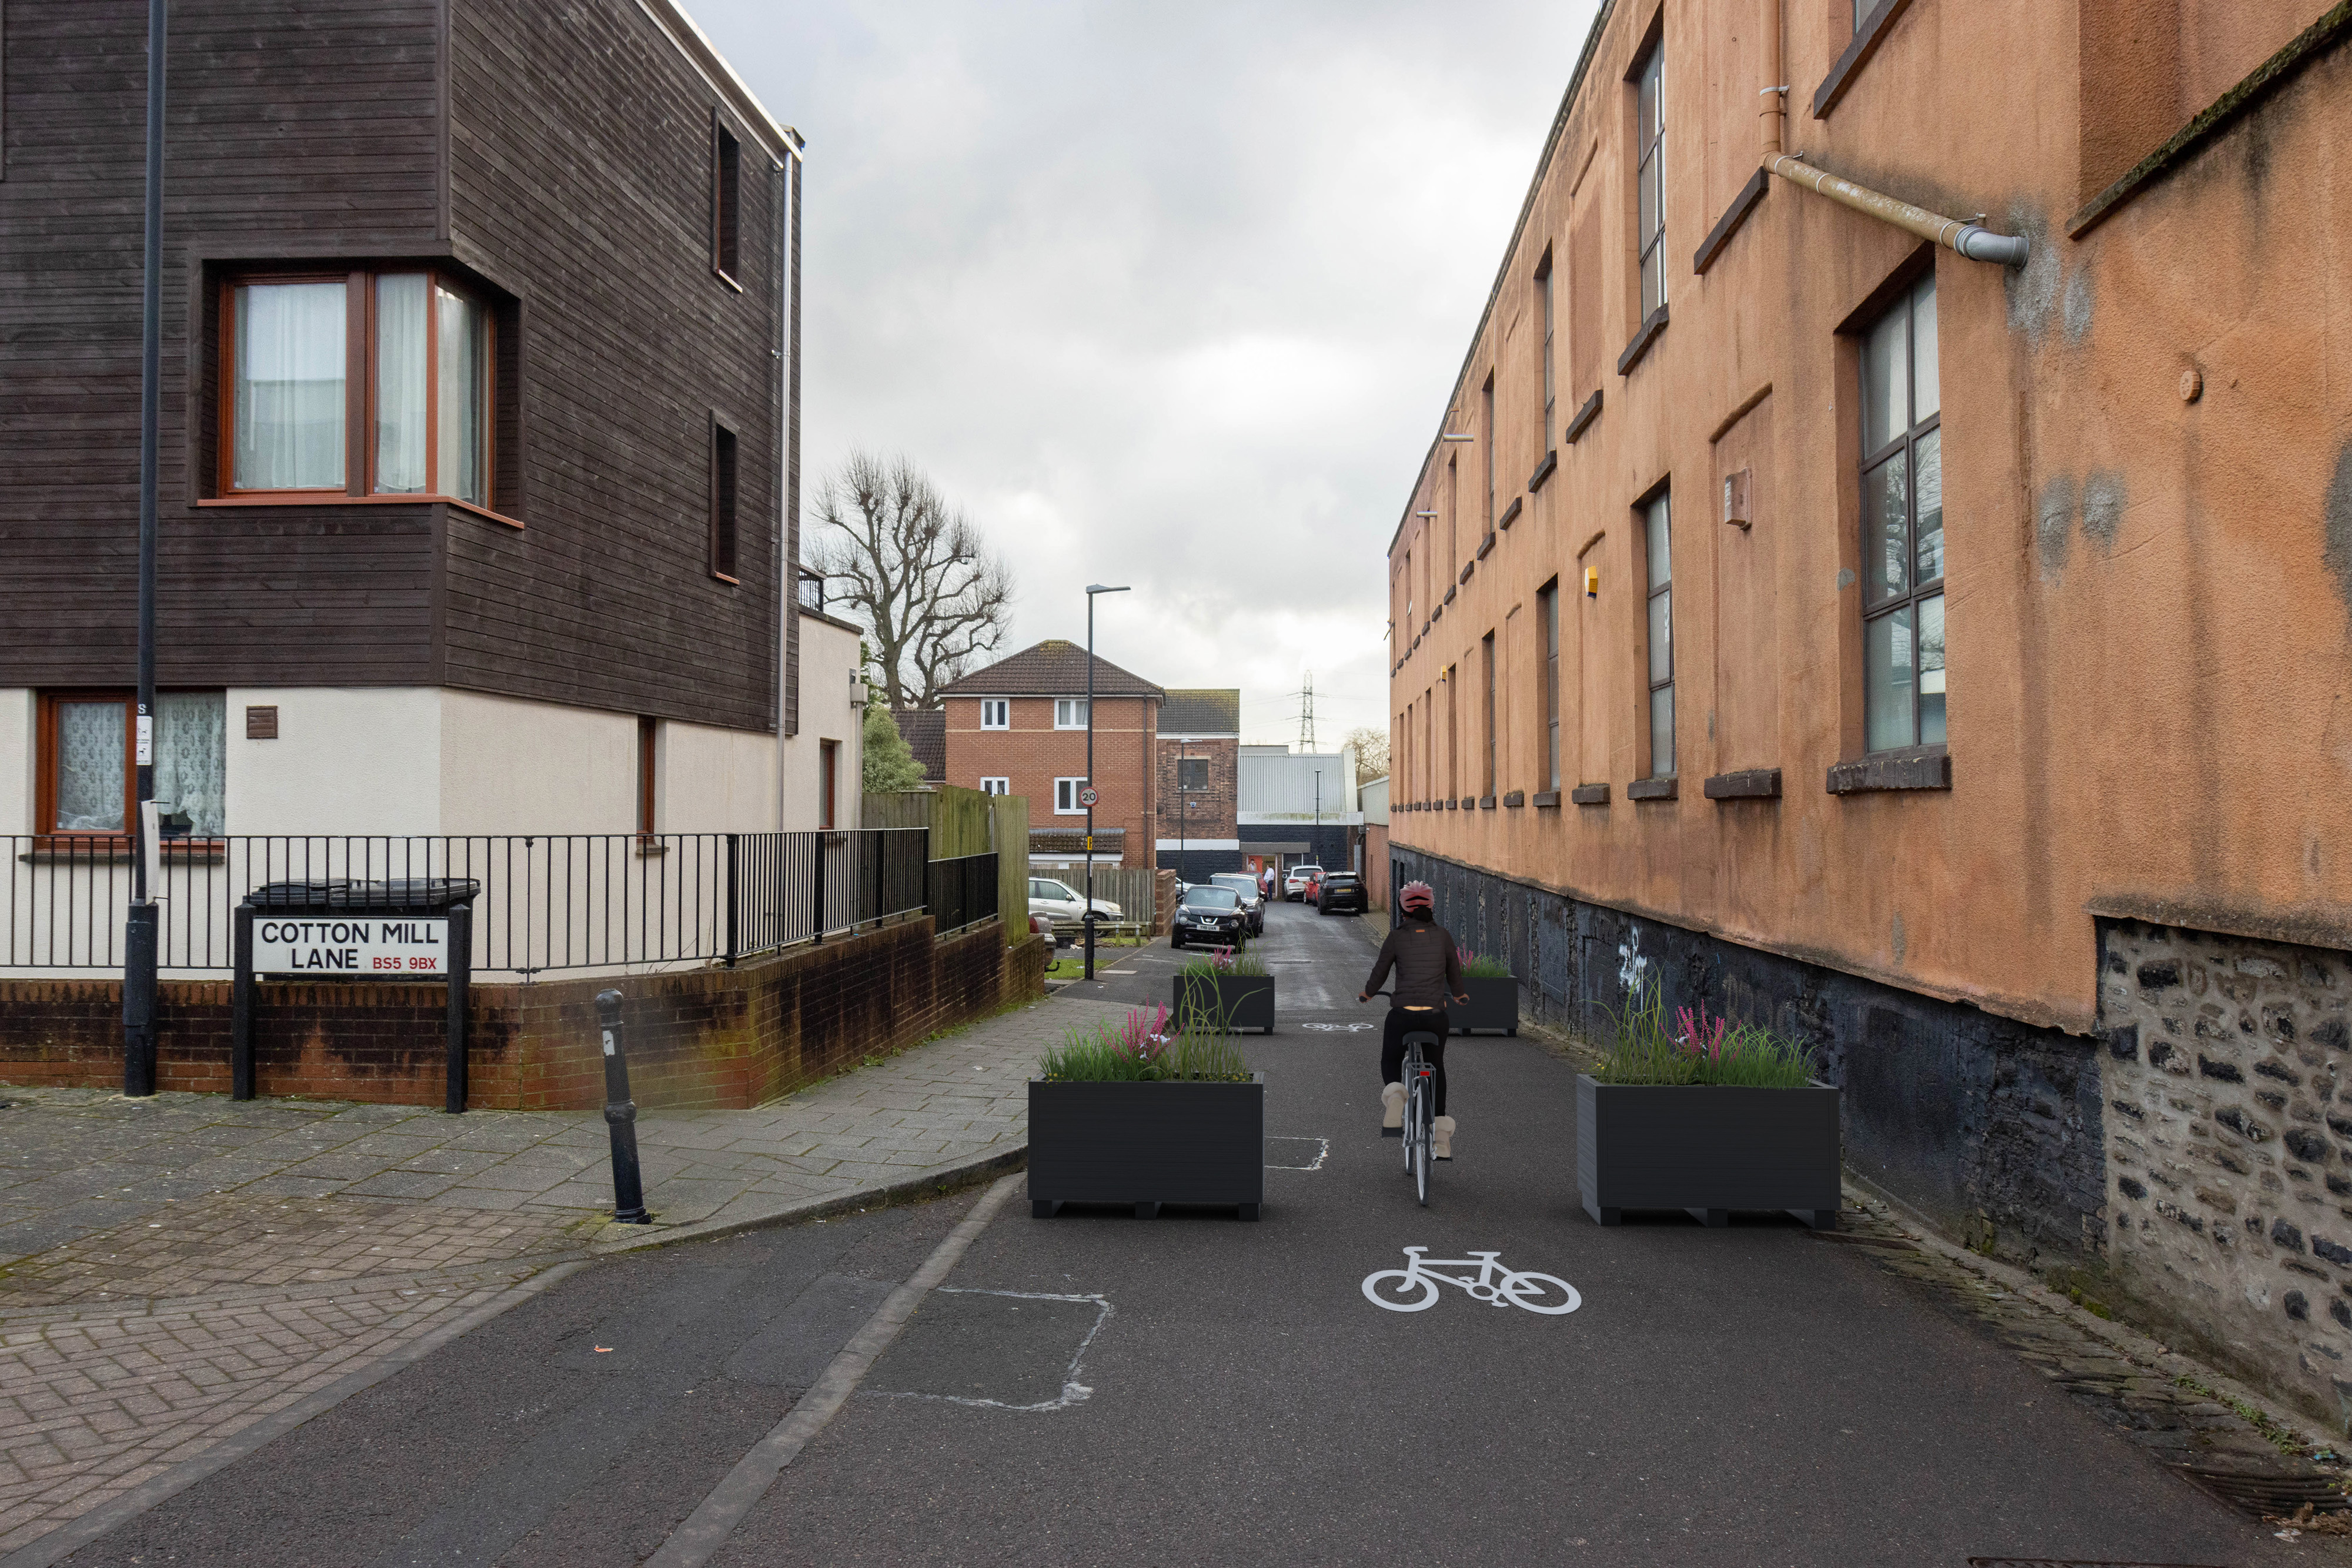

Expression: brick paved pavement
xmin=0 ymin=993 xmax=1127 ymax=1561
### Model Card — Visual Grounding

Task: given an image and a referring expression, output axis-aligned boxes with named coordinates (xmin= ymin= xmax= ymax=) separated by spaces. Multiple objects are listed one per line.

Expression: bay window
xmin=224 ymin=269 xmax=499 ymax=513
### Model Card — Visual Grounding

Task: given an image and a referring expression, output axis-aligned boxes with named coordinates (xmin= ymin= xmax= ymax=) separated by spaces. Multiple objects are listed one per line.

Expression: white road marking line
xmin=865 ymin=1288 xmax=1112 ymax=1412
xmin=1264 ymin=1136 xmax=1330 ymax=1171
xmin=644 ymin=1174 xmax=1023 ymax=1568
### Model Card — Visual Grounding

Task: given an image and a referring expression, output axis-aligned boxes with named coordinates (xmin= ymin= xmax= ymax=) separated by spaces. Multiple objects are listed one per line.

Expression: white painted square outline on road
xmin=1264 ymin=1136 xmax=1329 ymax=1171
xmin=862 ymin=1288 xmax=1111 ymax=1412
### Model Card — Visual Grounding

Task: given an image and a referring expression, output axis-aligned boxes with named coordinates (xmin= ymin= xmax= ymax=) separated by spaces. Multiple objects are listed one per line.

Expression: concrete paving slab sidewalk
xmin=0 ymin=992 xmax=1125 ymax=1562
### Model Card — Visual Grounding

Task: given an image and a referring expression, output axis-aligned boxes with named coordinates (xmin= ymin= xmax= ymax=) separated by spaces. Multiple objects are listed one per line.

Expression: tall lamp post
xmin=125 ymin=0 xmax=168 ymax=1099
xmin=1083 ymin=583 xmax=1129 ymax=981
xmin=1178 ymin=737 xmax=1188 ymax=887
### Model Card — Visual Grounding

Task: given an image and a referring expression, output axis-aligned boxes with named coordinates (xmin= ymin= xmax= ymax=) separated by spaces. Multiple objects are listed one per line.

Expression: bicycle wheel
xmin=1362 ymin=1269 xmax=1440 ymax=1312
xmin=1499 ymin=1271 xmax=1582 ymax=1315
xmin=1413 ymin=1086 xmax=1431 ymax=1206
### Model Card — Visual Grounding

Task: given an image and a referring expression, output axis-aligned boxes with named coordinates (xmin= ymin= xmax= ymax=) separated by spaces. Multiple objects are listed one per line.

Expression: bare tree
xmin=1344 ymin=726 xmax=1390 ymax=788
xmin=809 ymin=451 xmax=1013 ymax=708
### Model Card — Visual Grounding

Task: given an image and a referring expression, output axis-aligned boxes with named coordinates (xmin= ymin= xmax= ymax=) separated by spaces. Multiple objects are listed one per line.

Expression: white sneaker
xmin=1432 ymin=1115 xmax=1456 ymax=1160
xmin=1381 ymin=1082 xmax=1406 ymax=1132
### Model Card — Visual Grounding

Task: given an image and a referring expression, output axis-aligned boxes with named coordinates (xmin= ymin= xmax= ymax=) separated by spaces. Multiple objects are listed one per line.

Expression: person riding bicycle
xmin=1358 ymin=881 xmax=1469 ymax=1159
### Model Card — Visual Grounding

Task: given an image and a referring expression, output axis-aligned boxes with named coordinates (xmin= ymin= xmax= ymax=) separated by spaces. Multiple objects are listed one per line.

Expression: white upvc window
xmin=980 ymin=698 xmax=1009 ymax=729
xmin=1054 ymin=777 xmax=1088 ymax=814
xmin=980 ymin=777 xmax=1010 ymax=795
xmin=1054 ymin=698 xmax=1088 ymax=729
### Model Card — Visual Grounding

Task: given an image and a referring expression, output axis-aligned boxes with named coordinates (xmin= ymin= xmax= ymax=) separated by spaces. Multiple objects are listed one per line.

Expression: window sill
xmin=1459 ymin=560 xmax=1475 ymax=584
xmin=1531 ymin=791 xmax=1560 ymax=808
xmin=1703 ymin=767 xmax=1783 ymax=800
xmin=1503 ymin=790 xmax=1525 ymax=808
xmin=1812 ymin=0 xmax=1919 ymax=119
xmin=1526 ymin=451 xmax=1558 ymax=493
xmin=1626 ymin=777 xmax=1678 ymax=801
xmin=1564 ymin=389 xmax=1603 ymax=445
xmin=1693 ymin=169 xmax=1770 ymax=276
xmin=1478 ymin=795 xmax=1496 ymax=810
xmin=1570 ymin=783 xmax=1610 ymax=805
xmin=1496 ymin=498 xmax=1520 ymax=533
xmin=19 ymin=838 xmax=228 ymax=864
xmin=635 ymin=838 xmax=670 ymax=857
xmin=1616 ymin=305 xmax=1669 ymax=377
xmin=713 ymin=266 xmax=745 ymax=295
xmin=198 ymin=493 xmax=525 ymax=530
xmin=710 ymin=570 xmax=740 ymax=586
xmin=1826 ymin=745 xmax=1950 ymax=794
xmin=1441 ymin=588 xmax=1454 ymax=607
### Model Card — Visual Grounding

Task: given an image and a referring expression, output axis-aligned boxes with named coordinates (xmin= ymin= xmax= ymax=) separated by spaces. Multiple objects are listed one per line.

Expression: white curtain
xmin=374 ymin=273 xmax=429 ymax=494
xmin=436 ymin=285 xmax=487 ymax=504
xmin=56 ymin=701 xmax=126 ymax=832
xmin=233 ymin=282 xmax=345 ymax=490
xmin=153 ymin=693 xmax=226 ymax=837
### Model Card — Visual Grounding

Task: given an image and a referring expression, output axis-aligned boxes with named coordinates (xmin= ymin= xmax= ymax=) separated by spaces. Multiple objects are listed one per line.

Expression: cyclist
xmin=1358 ymin=880 xmax=1469 ymax=1158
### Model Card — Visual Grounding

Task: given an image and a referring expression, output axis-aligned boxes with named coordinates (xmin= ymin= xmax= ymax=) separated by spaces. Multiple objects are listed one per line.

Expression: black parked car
xmin=1315 ymin=872 xmax=1367 ymax=916
xmin=1209 ymin=872 xmax=1266 ymax=935
xmin=1171 ymin=885 xmax=1250 ymax=950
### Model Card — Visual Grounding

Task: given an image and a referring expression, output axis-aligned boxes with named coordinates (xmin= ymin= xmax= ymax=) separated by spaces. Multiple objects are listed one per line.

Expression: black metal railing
xmin=926 ymin=851 xmax=1000 ymax=936
xmin=1 ymin=830 xmax=937 ymax=977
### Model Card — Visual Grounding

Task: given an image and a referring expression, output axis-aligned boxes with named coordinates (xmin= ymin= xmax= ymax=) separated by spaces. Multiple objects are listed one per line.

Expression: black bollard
xmin=594 ymin=989 xmax=652 ymax=1224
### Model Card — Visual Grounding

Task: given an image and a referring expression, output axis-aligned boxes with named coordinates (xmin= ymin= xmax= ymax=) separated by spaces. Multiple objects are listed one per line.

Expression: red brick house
xmin=1155 ymin=689 xmax=1240 ymax=881
xmin=938 ymin=642 xmax=1162 ymax=871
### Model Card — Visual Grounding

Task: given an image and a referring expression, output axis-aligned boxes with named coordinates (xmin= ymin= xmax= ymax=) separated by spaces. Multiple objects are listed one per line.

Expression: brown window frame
xmin=712 ymin=112 xmax=743 ymax=286
xmin=1538 ymin=578 xmax=1561 ymax=792
xmin=214 ymin=266 xmax=511 ymax=524
xmin=819 ymin=739 xmax=840 ymax=830
xmin=710 ymin=416 xmax=741 ymax=583
xmin=1856 ymin=273 xmax=1945 ymax=754
xmin=1632 ymin=35 xmax=1668 ymax=321
xmin=1481 ymin=631 xmax=1498 ymax=798
xmin=1641 ymin=489 xmax=1675 ymax=779
xmin=637 ymin=716 xmax=659 ymax=838
xmin=1535 ymin=250 xmax=1556 ymax=446
xmin=34 ymin=690 xmax=228 ymax=842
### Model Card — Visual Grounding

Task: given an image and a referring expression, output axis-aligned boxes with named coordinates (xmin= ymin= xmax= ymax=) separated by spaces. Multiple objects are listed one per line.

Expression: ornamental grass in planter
xmin=1172 ymin=946 xmax=1276 ymax=1035
xmin=1577 ymin=986 xmax=1839 ymax=1229
xmin=1448 ymin=947 xmax=1519 ymax=1035
xmin=1030 ymin=1004 xmax=1264 ymax=1219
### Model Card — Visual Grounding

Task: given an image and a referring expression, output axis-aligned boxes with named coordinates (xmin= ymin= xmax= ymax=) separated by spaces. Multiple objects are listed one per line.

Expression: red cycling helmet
xmin=1398 ymin=880 xmax=1435 ymax=913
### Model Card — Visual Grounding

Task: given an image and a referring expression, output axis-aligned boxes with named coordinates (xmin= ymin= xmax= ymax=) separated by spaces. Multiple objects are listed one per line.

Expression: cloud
xmin=688 ymin=0 xmax=1601 ymax=745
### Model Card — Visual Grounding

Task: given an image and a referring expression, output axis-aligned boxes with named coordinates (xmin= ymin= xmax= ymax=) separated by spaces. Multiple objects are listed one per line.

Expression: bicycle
xmin=1368 ymin=990 xmax=1447 ymax=1206
xmin=1361 ymin=1246 xmax=1582 ymax=1314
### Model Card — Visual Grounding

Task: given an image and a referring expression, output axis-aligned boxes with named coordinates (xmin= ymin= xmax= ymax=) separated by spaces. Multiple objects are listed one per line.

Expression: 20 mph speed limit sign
xmin=1078 ymin=787 xmax=1100 ymax=807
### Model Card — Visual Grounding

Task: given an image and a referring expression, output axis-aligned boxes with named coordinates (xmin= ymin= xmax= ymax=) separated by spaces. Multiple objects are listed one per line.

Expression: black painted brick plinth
xmin=1028 ymin=1076 xmax=1265 ymax=1217
xmin=1173 ymin=974 xmax=1275 ymax=1034
xmin=1448 ymin=976 xmax=1518 ymax=1036
xmin=1577 ymin=1075 xmax=1841 ymax=1227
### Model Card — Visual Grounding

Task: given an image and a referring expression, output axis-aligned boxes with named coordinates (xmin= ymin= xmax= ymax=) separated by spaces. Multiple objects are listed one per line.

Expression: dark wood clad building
xmin=0 ymin=0 xmax=804 ymax=837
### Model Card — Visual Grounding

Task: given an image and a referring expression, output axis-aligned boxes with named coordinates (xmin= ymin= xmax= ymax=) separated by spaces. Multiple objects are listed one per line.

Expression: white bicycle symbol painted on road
xmin=1361 ymin=1247 xmax=1582 ymax=1315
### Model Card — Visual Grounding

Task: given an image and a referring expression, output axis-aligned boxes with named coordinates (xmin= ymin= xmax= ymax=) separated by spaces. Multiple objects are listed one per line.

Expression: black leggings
xmin=1381 ymin=1007 xmax=1450 ymax=1118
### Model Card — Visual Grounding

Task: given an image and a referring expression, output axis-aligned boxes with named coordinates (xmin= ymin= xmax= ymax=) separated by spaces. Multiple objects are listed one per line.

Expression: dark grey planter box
xmin=1576 ymin=1074 xmax=1840 ymax=1228
xmin=1172 ymin=973 xmax=1275 ymax=1034
xmin=1447 ymin=975 xmax=1519 ymax=1035
xmin=1028 ymin=1076 xmax=1265 ymax=1219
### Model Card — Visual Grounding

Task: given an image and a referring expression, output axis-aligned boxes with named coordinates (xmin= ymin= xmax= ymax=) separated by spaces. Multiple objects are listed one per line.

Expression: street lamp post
xmin=124 ymin=0 xmax=168 ymax=1099
xmin=1083 ymin=584 xmax=1129 ymax=981
xmin=1178 ymin=737 xmax=1188 ymax=887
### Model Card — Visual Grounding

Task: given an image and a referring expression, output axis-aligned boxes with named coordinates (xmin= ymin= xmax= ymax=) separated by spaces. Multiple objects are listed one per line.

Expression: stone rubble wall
xmin=2101 ymin=918 xmax=2352 ymax=1427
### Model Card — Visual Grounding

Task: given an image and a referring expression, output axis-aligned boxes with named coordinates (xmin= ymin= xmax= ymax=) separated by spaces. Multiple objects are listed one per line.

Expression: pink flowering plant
xmin=1456 ymin=945 xmax=1512 ymax=979
xmin=1039 ymin=1002 xmax=1250 ymax=1083
xmin=1591 ymin=984 xmax=1817 ymax=1087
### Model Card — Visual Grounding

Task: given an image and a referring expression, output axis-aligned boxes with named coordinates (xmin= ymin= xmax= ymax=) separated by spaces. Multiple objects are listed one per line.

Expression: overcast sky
xmin=690 ymin=0 xmax=1602 ymax=751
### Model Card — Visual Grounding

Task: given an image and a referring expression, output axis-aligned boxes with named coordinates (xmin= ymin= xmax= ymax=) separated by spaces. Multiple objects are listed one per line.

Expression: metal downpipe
xmin=1756 ymin=0 xmax=2027 ymax=268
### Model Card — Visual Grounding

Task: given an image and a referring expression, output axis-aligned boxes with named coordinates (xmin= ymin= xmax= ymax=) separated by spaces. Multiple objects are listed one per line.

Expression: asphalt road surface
xmin=56 ymin=901 xmax=2323 ymax=1567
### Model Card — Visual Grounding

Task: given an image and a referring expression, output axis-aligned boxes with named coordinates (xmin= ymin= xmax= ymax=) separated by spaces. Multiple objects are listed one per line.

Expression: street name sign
xmin=253 ymin=916 xmax=450 ymax=976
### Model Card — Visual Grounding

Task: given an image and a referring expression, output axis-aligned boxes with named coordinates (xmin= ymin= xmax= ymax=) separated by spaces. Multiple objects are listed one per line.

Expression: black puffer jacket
xmin=1363 ymin=917 xmax=1465 ymax=1011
